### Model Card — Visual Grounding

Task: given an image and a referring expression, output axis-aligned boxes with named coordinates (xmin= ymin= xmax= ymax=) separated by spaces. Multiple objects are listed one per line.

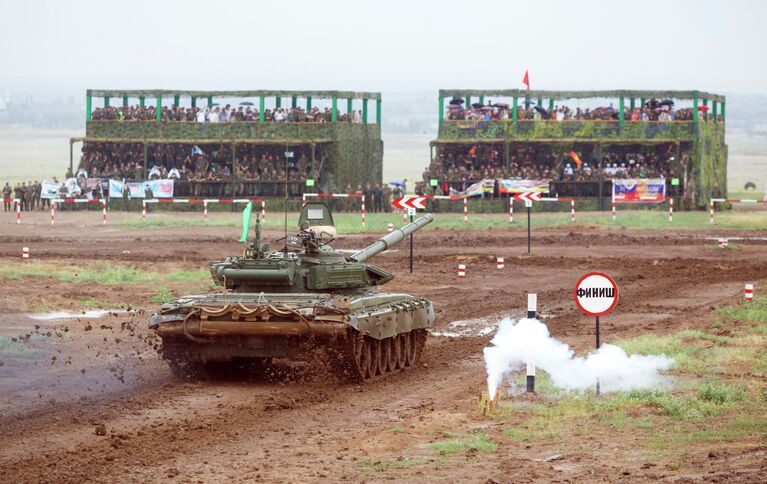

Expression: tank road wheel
xmin=383 ymin=337 xmax=396 ymax=373
xmin=333 ymin=333 xmax=366 ymax=383
xmin=414 ymin=329 xmax=428 ymax=363
xmin=361 ymin=337 xmax=373 ymax=379
xmin=405 ymin=332 xmax=417 ymax=367
xmin=371 ymin=339 xmax=383 ymax=376
xmin=160 ymin=338 xmax=204 ymax=381
xmin=396 ymin=334 xmax=408 ymax=369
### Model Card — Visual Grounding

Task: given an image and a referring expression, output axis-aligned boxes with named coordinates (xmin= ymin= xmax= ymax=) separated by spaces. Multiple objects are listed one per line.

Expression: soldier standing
xmin=33 ymin=181 xmax=41 ymax=211
xmin=122 ymin=183 xmax=131 ymax=211
xmin=2 ymin=182 xmax=11 ymax=211
xmin=144 ymin=184 xmax=153 ymax=212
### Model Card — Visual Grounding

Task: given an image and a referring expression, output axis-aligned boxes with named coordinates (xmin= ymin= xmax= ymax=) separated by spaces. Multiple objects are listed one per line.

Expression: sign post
xmin=513 ymin=192 xmax=542 ymax=254
xmin=574 ymin=272 xmax=619 ymax=396
xmin=392 ymin=197 xmax=426 ymax=274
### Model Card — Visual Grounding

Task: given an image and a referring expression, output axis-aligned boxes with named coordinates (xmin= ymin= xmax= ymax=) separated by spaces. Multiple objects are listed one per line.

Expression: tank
xmin=149 ymin=201 xmax=434 ymax=382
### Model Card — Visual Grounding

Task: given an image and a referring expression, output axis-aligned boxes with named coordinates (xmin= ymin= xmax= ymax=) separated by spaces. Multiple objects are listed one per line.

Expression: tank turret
xmin=208 ymin=201 xmax=432 ymax=293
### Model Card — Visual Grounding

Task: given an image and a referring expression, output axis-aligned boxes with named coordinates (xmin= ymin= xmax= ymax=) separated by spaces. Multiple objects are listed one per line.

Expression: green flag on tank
xmin=239 ymin=201 xmax=253 ymax=242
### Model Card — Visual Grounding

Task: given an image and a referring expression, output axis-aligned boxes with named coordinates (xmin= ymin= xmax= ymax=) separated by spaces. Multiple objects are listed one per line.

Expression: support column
xmin=69 ymin=140 xmax=74 ymax=177
xmin=259 ymin=96 xmax=265 ymax=123
xmin=362 ymin=99 xmax=368 ymax=124
xmin=143 ymin=143 xmax=148 ymax=178
xmin=618 ymin=96 xmax=625 ymax=130
xmin=139 ymin=96 xmax=145 ymax=108
xmin=693 ymin=97 xmax=699 ymax=129
xmin=331 ymin=96 xmax=338 ymax=123
xmin=376 ymin=99 xmax=381 ymax=124
xmin=630 ymin=98 xmax=635 ymax=110
xmin=104 ymin=97 xmax=110 ymax=107
xmin=307 ymin=96 xmax=312 ymax=111
xmin=86 ymin=95 xmax=92 ymax=122
xmin=173 ymin=95 xmax=180 ymax=107
xmin=512 ymin=97 xmax=518 ymax=126
xmin=721 ymin=101 xmax=726 ymax=125
xmin=291 ymin=95 xmax=297 ymax=109
xmin=231 ymin=143 xmax=237 ymax=200
xmin=536 ymin=96 xmax=542 ymax=107
xmin=191 ymin=97 xmax=196 ymax=108
xmin=466 ymin=96 xmax=471 ymax=107
xmin=276 ymin=97 xmax=281 ymax=109
xmin=712 ymin=101 xmax=718 ymax=123
xmin=548 ymin=98 xmax=554 ymax=112
xmin=347 ymin=98 xmax=353 ymax=119
xmin=207 ymin=96 xmax=213 ymax=108
xmin=155 ymin=96 xmax=162 ymax=121
xmin=703 ymin=99 xmax=709 ymax=122
xmin=123 ymin=96 xmax=128 ymax=107
xmin=438 ymin=96 xmax=444 ymax=123
xmin=478 ymin=95 xmax=484 ymax=106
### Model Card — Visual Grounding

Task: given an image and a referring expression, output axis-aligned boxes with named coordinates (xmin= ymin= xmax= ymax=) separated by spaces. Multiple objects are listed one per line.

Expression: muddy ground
xmin=0 ymin=211 xmax=765 ymax=483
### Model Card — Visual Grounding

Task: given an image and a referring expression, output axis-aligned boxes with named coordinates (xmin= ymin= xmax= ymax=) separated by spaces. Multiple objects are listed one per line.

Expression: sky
xmin=1 ymin=0 xmax=766 ymax=94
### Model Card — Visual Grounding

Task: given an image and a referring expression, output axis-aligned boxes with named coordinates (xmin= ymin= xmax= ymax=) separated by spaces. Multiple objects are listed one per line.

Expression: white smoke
xmin=483 ymin=318 xmax=675 ymax=400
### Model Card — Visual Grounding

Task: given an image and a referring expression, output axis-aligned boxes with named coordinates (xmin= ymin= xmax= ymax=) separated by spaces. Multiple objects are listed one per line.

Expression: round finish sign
xmin=574 ymin=272 xmax=619 ymax=316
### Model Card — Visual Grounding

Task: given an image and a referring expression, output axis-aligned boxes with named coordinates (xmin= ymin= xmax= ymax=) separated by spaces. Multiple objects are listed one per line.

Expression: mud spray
xmin=483 ymin=318 xmax=675 ymax=400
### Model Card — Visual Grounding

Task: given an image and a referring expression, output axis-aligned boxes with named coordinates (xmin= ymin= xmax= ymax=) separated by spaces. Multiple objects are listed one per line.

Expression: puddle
xmin=27 ymin=309 xmax=131 ymax=321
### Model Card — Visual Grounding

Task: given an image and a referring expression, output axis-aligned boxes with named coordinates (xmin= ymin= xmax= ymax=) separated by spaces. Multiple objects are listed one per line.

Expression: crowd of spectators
xmin=91 ymin=105 xmax=364 ymax=123
xmin=424 ymin=143 xmax=681 ymax=192
xmin=444 ymin=98 xmax=701 ymax=122
xmin=2 ymin=181 xmax=49 ymax=211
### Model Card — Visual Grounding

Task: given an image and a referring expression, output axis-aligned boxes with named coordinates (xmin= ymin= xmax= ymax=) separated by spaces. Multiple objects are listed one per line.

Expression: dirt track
xmin=1 ymin=212 xmax=766 ymax=482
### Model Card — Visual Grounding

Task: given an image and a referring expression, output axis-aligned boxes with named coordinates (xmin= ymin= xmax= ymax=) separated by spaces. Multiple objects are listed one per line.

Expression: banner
xmin=109 ymin=179 xmax=175 ymax=198
xmin=41 ymin=180 xmax=61 ymax=199
xmin=612 ymin=179 xmax=666 ymax=203
xmin=451 ymin=179 xmax=549 ymax=198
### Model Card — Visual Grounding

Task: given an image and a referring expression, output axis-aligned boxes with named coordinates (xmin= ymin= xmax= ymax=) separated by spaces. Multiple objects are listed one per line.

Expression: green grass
xmin=0 ymin=335 xmax=39 ymax=357
xmin=428 ymin=433 xmax=497 ymax=455
xmin=0 ymin=261 xmax=209 ymax=286
xmin=151 ymin=287 xmax=174 ymax=303
xmin=116 ymin=209 xmax=767 ymax=233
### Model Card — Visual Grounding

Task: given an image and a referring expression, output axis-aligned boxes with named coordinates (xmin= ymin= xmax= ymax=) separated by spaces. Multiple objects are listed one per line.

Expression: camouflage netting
xmin=691 ymin=122 xmax=728 ymax=207
xmin=87 ymin=121 xmax=336 ymax=142
xmin=324 ymin=124 xmax=382 ymax=190
xmin=438 ymin=120 xmax=696 ymax=141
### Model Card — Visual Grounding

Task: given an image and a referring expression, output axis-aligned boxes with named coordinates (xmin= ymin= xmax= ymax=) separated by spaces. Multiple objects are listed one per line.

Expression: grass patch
xmin=360 ymin=457 xmax=429 ymax=471
xmin=391 ymin=426 xmax=406 ymax=434
xmin=0 ymin=335 xmax=38 ymax=357
xmin=151 ymin=287 xmax=174 ymax=304
xmin=0 ymin=261 xmax=209 ymax=286
xmin=116 ymin=209 xmax=767 ymax=233
xmin=428 ymin=433 xmax=497 ymax=455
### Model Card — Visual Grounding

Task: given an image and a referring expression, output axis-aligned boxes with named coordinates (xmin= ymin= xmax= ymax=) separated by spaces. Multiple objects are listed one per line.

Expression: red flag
xmin=522 ymin=70 xmax=530 ymax=90
xmin=569 ymin=150 xmax=583 ymax=169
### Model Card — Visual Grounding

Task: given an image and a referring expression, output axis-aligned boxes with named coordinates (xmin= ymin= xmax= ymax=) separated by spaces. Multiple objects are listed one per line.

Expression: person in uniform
xmin=144 ymin=184 xmax=153 ymax=212
xmin=2 ymin=182 xmax=11 ymax=211
xmin=122 ymin=183 xmax=131 ymax=211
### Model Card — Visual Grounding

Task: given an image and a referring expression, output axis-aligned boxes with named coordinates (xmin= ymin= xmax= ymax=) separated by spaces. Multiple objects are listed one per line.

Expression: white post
xmin=509 ymin=198 xmax=514 ymax=224
xmin=526 ymin=292 xmax=537 ymax=393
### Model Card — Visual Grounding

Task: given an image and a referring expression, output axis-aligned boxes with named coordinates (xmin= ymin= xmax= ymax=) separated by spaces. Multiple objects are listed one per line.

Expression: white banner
xmin=41 ymin=180 xmax=61 ymax=199
xmin=109 ymin=179 xmax=175 ymax=198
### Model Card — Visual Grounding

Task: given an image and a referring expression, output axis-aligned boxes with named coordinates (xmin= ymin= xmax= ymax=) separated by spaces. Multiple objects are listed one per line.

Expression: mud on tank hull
xmin=149 ymin=292 xmax=434 ymax=382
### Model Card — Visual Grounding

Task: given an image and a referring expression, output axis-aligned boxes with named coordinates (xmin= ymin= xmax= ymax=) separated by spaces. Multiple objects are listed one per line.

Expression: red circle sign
xmin=574 ymin=272 xmax=619 ymax=316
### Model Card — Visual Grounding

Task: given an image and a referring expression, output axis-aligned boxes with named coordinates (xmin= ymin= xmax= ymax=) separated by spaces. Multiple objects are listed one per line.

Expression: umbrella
xmin=388 ymin=181 xmax=406 ymax=187
xmin=493 ymin=103 xmax=510 ymax=108
xmin=239 ymin=101 xmax=254 ymax=106
xmin=471 ymin=103 xmax=483 ymax=109
xmin=447 ymin=105 xmax=462 ymax=110
xmin=697 ymin=105 xmax=710 ymax=111
xmin=449 ymin=98 xmax=464 ymax=105
xmin=659 ymin=99 xmax=674 ymax=106
xmin=533 ymin=106 xmax=551 ymax=119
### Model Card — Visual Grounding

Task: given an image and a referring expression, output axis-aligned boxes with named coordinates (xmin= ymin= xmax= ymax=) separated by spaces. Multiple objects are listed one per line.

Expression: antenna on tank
xmin=283 ymin=146 xmax=291 ymax=252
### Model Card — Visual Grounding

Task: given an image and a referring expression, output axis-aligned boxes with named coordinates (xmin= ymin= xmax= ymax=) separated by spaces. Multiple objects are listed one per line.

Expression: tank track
xmin=332 ymin=329 xmax=428 ymax=383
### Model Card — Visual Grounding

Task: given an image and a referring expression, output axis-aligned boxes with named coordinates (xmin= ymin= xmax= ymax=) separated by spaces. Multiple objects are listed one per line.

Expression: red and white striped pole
xmin=718 ymin=238 xmax=728 ymax=249
xmin=102 ymin=202 xmax=107 ymax=224
xmin=203 ymin=201 xmax=208 ymax=220
xmin=496 ymin=257 xmax=504 ymax=269
xmin=570 ymin=199 xmax=575 ymax=222
xmin=612 ymin=201 xmax=616 ymax=221
xmin=16 ymin=200 xmax=20 ymax=225
xmin=668 ymin=197 xmax=674 ymax=223
xmin=22 ymin=247 xmax=29 ymax=260
xmin=709 ymin=200 xmax=714 ymax=224
xmin=509 ymin=198 xmax=514 ymax=224
xmin=457 ymin=263 xmax=466 ymax=278
xmin=261 ymin=201 xmax=266 ymax=221
xmin=387 ymin=223 xmax=393 ymax=233
xmin=403 ymin=209 xmax=407 ymax=223
xmin=744 ymin=284 xmax=753 ymax=302
xmin=142 ymin=201 xmax=146 ymax=221
xmin=463 ymin=198 xmax=468 ymax=224
xmin=50 ymin=202 xmax=55 ymax=225
xmin=361 ymin=195 xmax=366 ymax=227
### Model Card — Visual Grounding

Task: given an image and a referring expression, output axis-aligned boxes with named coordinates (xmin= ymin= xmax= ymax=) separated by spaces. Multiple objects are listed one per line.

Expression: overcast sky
xmin=1 ymin=0 xmax=766 ymax=94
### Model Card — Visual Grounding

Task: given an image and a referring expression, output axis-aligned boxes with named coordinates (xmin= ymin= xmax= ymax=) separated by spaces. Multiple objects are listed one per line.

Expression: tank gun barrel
xmin=350 ymin=214 xmax=433 ymax=262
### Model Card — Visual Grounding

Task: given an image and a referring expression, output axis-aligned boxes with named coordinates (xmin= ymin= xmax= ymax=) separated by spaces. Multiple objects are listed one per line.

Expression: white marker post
xmin=574 ymin=272 xmax=619 ymax=396
xmin=745 ymin=284 xmax=754 ymax=302
xmin=526 ymin=293 xmax=537 ymax=394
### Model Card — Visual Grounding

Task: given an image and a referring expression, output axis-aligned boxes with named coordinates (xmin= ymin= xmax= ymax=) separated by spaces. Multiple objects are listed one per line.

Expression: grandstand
xmin=429 ymin=89 xmax=727 ymax=208
xmin=68 ymin=89 xmax=383 ymax=198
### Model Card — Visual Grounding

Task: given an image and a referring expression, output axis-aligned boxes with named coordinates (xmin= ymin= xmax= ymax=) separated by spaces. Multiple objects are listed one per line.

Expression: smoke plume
xmin=483 ymin=318 xmax=675 ymax=399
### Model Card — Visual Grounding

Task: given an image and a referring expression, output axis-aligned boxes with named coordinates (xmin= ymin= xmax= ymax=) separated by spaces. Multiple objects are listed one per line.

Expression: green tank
xmin=149 ymin=201 xmax=434 ymax=382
